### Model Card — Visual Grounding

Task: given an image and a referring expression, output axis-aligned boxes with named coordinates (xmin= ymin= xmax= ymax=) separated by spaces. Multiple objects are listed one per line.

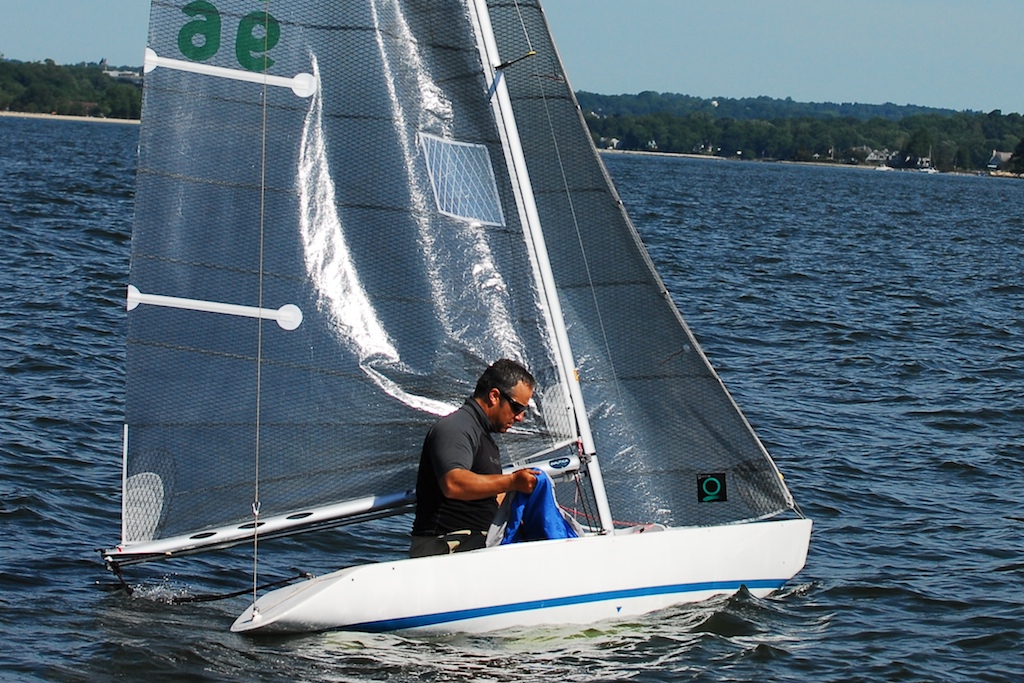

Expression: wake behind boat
xmin=104 ymin=0 xmax=811 ymax=634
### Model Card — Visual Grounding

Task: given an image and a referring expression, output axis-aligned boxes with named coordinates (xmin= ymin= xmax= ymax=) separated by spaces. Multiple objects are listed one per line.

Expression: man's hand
xmin=509 ymin=468 xmax=540 ymax=494
xmin=440 ymin=467 xmax=541 ymax=500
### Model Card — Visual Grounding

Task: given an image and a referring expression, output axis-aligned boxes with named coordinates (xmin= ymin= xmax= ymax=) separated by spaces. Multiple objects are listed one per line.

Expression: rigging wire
xmin=526 ymin=11 xmax=625 ymax=413
xmin=570 ymin=445 xmax=599 ymax=531
xmin=250 ymin=0 xmax=274 ymax=614
xmin=508 ymin=0 xmax=625 ymax=410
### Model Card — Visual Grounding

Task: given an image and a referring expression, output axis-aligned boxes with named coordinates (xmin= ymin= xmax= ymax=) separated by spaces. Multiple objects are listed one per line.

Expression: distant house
xmin=104 ymin=68 xmax=143 ymax=85
xmin=851 ymin=145 xmax=897 ymax=164
xmin=988 ymin=150 xmax=1013 ymax=169
xmin=864 ymin=147 xmax=897 ymax=164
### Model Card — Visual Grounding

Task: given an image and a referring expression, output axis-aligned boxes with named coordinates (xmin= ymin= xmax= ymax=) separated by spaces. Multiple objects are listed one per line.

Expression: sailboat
xmin=104 ymin=0 xmax=811 ymax=634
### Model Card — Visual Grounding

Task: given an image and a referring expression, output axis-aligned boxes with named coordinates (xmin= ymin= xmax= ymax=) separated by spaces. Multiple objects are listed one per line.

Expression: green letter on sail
xmin=236 ymin=11 xmax=281 ymax=72
xmin=178 ymin=0 xmax=221 ymax=62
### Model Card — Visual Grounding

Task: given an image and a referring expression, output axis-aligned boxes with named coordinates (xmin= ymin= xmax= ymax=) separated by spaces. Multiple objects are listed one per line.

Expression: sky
xmin=2 ymin=0 xmax=1022 ymax=114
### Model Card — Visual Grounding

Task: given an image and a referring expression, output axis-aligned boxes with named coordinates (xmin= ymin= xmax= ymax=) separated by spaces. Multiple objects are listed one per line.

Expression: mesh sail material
xmin=123 ymin=0 xmax=578 ymax=547
xmin=485 ymin=0 xmax=794 ymax=527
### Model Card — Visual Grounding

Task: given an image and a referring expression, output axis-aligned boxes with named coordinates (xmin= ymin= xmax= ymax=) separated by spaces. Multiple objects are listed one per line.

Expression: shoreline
xmin=600 ymin=147 xmax=1003 ymax=176
xmin=602 ymin=147 xmax=867 ymax=169
xmin=3 ymin=111 xmax=1011 ymax=177
xmin=601 ymin=148 xmax=725 ymax=162
xmin=0 ymin=110 xmax=140 ymax=125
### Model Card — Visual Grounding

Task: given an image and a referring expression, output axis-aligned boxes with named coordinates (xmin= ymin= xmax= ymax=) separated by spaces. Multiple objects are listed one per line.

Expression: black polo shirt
xmin=412 ymin=399 xmax=501 ymax=536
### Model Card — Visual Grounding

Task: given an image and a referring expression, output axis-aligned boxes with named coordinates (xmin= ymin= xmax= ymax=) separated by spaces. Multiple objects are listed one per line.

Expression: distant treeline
xmin=578 ymin=91 xmax=1024 ymax=172
xmin=577 ymin=91 xmax=965 ymax=122
xmin=0 ymin=60 xmax=141 ymax=120
xmin=3 ymin=60 xmax=1023 ymax=172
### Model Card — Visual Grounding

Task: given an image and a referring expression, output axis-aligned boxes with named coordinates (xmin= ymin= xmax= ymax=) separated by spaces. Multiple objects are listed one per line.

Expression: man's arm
xmin=439 ymin=467 xmax=538 ymax=501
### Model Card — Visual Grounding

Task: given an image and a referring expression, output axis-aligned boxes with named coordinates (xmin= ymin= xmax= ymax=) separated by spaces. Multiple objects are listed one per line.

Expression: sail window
xmin=123 ymin=472 xmax=164 ymax=542
xmin=419 ymin=133 xmax=505 ymax=226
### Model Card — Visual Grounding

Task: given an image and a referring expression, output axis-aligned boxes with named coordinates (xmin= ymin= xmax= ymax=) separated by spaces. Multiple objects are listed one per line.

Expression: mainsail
xmin=113 ymin=0 xmax=581 ymax=562
xmin=109 ymin=0 xmax=797 ymax=565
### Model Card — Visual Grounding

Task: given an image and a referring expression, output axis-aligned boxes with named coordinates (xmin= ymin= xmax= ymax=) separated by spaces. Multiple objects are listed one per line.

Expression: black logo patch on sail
xmin=697 ymin=473 xmax=727 ymax=502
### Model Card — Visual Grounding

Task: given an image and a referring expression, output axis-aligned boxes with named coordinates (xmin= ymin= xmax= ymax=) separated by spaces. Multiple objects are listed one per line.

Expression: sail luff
xmin=467 ymin=0 xmax=614 ymax=533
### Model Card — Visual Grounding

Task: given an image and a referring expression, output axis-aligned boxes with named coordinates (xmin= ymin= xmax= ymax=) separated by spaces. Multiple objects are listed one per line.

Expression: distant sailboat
xmin=104 ymin=0 xmax=811 ymax=634
xmin=919 ymin=146 xmax=939 ymax=173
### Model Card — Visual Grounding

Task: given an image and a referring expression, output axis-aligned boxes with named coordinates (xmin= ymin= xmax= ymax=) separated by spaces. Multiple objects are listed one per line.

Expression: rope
xmin=107 ymin=558 xmax=133 ymax=596
xmin=534 ymin=67 xmax=624 ymax=412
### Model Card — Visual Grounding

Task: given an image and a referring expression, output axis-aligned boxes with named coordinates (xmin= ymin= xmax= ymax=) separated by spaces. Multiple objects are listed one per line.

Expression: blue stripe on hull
xmin=350 ymin=579 xmax=786 ymax=632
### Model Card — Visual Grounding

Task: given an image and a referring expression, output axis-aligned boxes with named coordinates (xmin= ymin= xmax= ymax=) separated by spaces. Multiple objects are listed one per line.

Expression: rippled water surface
xmin=1 ymin=117 xmax=1022 ymax=682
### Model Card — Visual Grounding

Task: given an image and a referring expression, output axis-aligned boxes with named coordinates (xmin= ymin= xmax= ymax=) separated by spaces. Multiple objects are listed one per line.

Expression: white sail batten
xmin=467 ymin=0 xmax=613 ymax=532
xmin=143 ymin=48 xmax=317 ymax=98
xmin=126 ymin=285 xmax=303 ymax=331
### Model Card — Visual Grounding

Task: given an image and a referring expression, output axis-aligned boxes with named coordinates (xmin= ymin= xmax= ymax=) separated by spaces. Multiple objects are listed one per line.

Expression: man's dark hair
xmin=473 ymin=358 xmax=536 ymax=398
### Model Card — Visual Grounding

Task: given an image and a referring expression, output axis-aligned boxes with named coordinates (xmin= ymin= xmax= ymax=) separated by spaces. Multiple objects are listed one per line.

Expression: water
xmin=1 ymin=116 xmax=1022 ymax=682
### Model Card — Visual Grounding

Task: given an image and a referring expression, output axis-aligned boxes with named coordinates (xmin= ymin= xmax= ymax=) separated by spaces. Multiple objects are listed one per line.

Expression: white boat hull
xmin=231 ymin=517 xmax=811 ymax=634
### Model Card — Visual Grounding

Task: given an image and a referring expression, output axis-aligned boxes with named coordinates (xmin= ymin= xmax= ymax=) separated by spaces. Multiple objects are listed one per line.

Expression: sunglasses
xmin=498 ymin=388 xmax=528 ymax=416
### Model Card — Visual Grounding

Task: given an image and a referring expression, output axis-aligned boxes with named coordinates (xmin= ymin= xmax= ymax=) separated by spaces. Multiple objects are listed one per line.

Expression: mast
xmin=467 ymin=0 xmax=614 ymax=533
